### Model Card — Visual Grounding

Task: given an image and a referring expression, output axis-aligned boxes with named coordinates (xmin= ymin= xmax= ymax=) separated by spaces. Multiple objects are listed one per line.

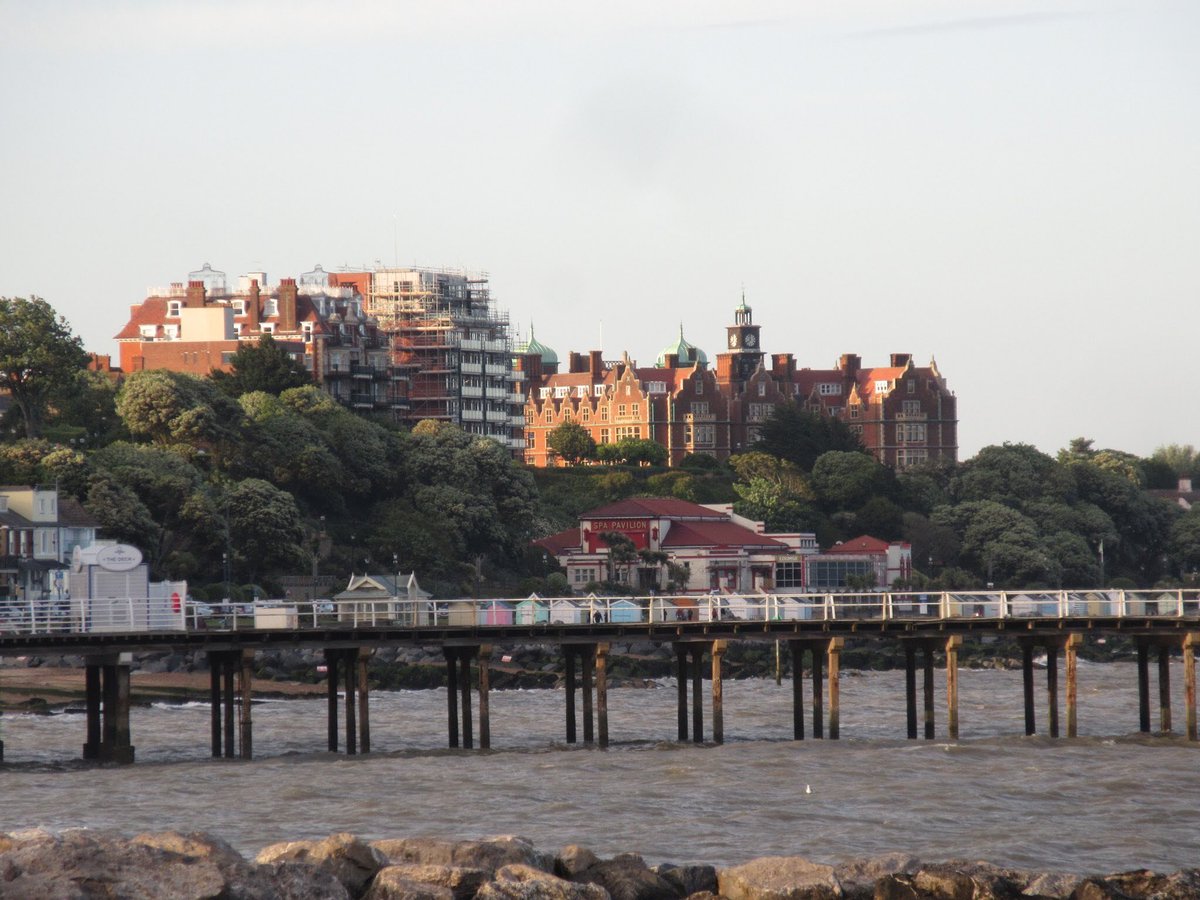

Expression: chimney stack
xmin=185 ymin=280 xmax=206 ymax=309
xmin=246 ymin=280 xmax=261 ymax=329
xmin=279 ymin=278 xmax=297 ymax=332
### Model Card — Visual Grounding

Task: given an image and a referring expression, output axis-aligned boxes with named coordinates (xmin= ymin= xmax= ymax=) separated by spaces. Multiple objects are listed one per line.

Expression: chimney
xmin=890 ymin=353 xmax=912 ymax=367
xmin=772 ymin=353 xmax=795 ymax=379
xmin=185 ymin=280 xmax=206 ymax=309
xmin=568 ymin=351 xmax=587 ymax=374
xmin=589 ymin=350 xmax=603 ymax=380
xmin=663 ymin=353 xmax=679 ymax=370
xmin=246 ymin=279 xmax=261 ymax=329
xmin=279 ymin=278 xmax=298 ymax=332
xmin=839 ymin=353 xmax=861 ymax=378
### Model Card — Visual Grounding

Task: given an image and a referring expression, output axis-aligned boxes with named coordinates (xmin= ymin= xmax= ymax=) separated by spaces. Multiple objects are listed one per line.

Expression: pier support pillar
xmin=828 ymin=638 xmax=842 ymax=740
xmin=478 ymin=645 xmax=491 ymax=751
xmin=345 ymin=650 xmax=358 ymax=755
xmin=811 ymin=641 xmax=824 ymax=739
xmin=86 ymin=655 xmax=134 ymax=764
xmin=444 ymin=646 xmax=460 ymax=748
xmin=691 ymin=644 xmax=705 ymax=743
xmin=357 ymin=648 xmax=372 ymax=754
xmin=459 ymin=648 xmax=474 ymax=750
xmin=209 ymin=650 xmax=242 ymax=760
xmin=239 ymin=648 xmax=254 ymax=760
xmin=1047 ymin=641 xmax=1060 ymax=738
xmin=789 ymin=641 xmax=805 ymax=740
xmin=1022 ymin=640 xmax=1036 ymax=736
xmin=904 ymin=643 xmax=917 ymax=739
xmin=712 ymin=640 xmax=726 ymax=745
xmin=1065 ymin=634 xmax=1081 ymax=739
xmin=596 ymin=643 xmax=610 ymax=748
xmin=582 ymin=645 xmax=595 ymax=745
xmin=675 ymin=644 xmax=688 ymax=741
xmin=1159 ymin=644 xmax=1172 ymax=734
xmin=922 ymin=643 xmax=935 ymax=740
xmin=1137 ymin=638 xmax=1151 ymax=732
xmin=945 ymin=636 xmax=961 ymax=740
xmin=1185 ymin=634 xmax=1197 ymax=741
xmin=564 ymin=646 xmax=577 ymax=744
xmin=85 ymin=663 xmax=102 ymax=759
xmin=223 ymin=655 xmax=236 ymax=758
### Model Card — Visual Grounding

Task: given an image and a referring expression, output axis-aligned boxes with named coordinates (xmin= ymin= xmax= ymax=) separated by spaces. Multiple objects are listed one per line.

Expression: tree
xmin=209 ymin=334 xmax=312 ymax=397
xmin=1152 ymin=444 xmax=1200 ymax=481
xmin=952 ymin=443 xmax=1073 ymax=506
xmin=224 ymin=478 xmax=306 ymax=581
xmin=754 ymin=403 xmax=864 ymax=471
xmin=0 ymin=296 xmax=89 ymax=438
xmin=546 ymin=422 xmax=597 ymax=465
xmin=1169 ymin=510 xmax=1200 ymax=578
xmin=810 ymin=450 xmax=894 ymax=511
xmin=116 ymin=370 xmax=245 ymax=461
xmin=598 ymin=531 xmax=638 ymax=586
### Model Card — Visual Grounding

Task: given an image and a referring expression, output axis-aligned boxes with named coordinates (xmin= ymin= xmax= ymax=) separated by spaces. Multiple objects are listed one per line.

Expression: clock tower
xmin=723 ymin=296 xmax=764 ymax=382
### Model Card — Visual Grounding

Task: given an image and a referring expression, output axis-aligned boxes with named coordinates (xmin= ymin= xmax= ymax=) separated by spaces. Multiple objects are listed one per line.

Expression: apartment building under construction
xmin=332 ymin=267 xmax=523 ymax=453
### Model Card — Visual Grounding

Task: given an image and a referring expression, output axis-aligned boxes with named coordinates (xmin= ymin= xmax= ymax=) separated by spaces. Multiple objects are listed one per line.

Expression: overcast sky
xmin=2 ymin=1 xmax=1196 ymax=459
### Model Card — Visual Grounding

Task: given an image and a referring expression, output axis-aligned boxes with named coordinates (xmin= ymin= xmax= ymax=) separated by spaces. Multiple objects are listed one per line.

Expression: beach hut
xmin=333 ymin=572 xmax=432 ymax=625
xmin=586 ymin=595 xmax=642 ymax=623
xmin=549 ymin=598 xmax=584 ymax=624
xmin=447 ymin=600 xmax=477 ymax=626
xmin=515 ymin=594 xmax=549 ymax=625
xmin=477 ymin=599 xmax=516 ymax=626
xmin=650 ymin=596 xmax=698 ymax=622
xmin=772 ymin=595 xmax=812 ymax=621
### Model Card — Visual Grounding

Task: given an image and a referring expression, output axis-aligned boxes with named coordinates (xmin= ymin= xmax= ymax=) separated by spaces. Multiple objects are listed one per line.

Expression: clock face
xmin=728 ymin=333 xmax=739 ymax=348
xmin=745 ymin=332 xmax=757 ymax=348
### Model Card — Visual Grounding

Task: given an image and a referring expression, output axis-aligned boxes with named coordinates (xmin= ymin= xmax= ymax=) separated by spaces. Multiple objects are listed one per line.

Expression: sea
xmin=1 ymin=660 xmax=1198 ymax=875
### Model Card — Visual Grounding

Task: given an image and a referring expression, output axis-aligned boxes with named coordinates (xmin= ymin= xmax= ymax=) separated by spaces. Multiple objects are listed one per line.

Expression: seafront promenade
xmin=2 ymin=589 xmax=1199 ymax=764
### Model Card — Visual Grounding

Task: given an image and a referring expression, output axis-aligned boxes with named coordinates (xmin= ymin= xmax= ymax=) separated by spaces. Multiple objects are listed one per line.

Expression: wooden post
xmin=828 ymin=638 xmax=842 ymax=740
xmin=326 ymin=649 xmax=340 ymax=752
xmin=1065 ymin=634 xmax=1081 ymax=739
xmin=904 ymin=643 xmax=917 ymax=740
xmin=691 ymin=644 xmax=704 ymax=744
xmin=101 ymin=663 xmax=118 ymax=758
xmin=357 ymin=648 xmax=371 ymax=754
xmin=459 ymin=649 xmax=473 ymax=750
xmin=812 ymin=642 xmax=824 ymax=739
xmin=345 ymin=650 xmax=358 ymax=755
xmin=945 ymin=636 xmax=960 ymax=740
xmin=478 ymin=644 xmax=491 ymax=751
xmin=565 ymin=646 xmax=577 ymax=744
xmin=85 ymin=663 xmax=102 ymax=760
xmin=596 ymin=643 xmax=609 ymax=748
xmin=922 ymin=643 xmax=934 ymax=740
xmin=223 ymin=655 xmax=236 ymax=758
xmin=1047 ymin=642 xmax=1059 ymax=739
xmin=1159 ymin=644 xmax=1172 ymax=734
xmin=1137 ymin=638 xmax=1151 ymax=732
xmin=1022 ymin=640 xmax=1036 ymax=736
xmin=790 ymin=641 xmax=804 ymax=740
xmin=712 ymin=640 xmax=726 ymax=745
xmin=582 ymin=645 xmax=595 ymax=745
xmin=239 ymin=649 xmax=254 ymax=760
xmin=444 ymin=646 xmax=459 ymax=748
xmin=111 ymin=661 xmax=134 ymax=764
xmin=675 ymin=644 xmax=688 ymax=741
xmin=1184 ymin=634 xmax=1197 ymax=742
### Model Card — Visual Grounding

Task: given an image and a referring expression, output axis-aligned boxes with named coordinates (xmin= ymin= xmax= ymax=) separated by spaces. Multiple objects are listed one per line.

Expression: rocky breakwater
xmin=3 ymin=830 xmax=1200 ymax=900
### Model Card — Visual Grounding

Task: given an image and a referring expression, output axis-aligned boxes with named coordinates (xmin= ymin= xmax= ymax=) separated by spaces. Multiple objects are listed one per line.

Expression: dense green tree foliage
xmin=209 ymin=334 xmax=312 ymax=397
xmin=0 ymin=296 xmax=90 ymax=438
xmin=753 ymin=403 xmax=864 ymax=470
xmin=546 ymin=422 xmax=597 ymax=465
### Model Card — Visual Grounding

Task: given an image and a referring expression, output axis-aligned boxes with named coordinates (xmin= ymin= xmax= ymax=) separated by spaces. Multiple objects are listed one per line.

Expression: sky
xmin=1 ymin=0 xmax=1197 ymax=460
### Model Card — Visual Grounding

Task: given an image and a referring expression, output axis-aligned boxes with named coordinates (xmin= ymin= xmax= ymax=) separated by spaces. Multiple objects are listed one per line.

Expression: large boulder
xmin=650 ymin=863 xmax=718 ymax=897
xmin=365 ymin=868 xmax=458 ymax=900
xmin=477 ymin=863 xmax=611 ymax=900
xmin=1073 ymin=869 xmax=1200 ymax=900
xmin=831 ymin=855 xmax=921 ymax=900
xmin=571 ymin=853 xmax=679 ymax=900
xmin=911 ymin=861 xmax=1028 ymax=899
xmin=718 ymin=856 xmax=842 ymax=900
xmin=372 ymin=837 xmax=551 ymax=875
xmin=556 ymin=845 xmax=600 ymax=878
xmin=257 ymin=831 xmax=383 ymax=896
xmin=368 ymin=863 xmax=490 ymax=900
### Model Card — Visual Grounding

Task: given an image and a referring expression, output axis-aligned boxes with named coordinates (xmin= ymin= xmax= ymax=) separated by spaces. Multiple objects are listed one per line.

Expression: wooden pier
xmin=2 ymin=588 xmax=1199 ymax=763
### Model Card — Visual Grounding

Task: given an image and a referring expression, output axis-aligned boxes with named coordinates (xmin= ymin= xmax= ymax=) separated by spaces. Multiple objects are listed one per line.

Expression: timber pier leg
xmin=812 ymin=643 xmax=824 ymax=739
xmin=922 ymin=643 xmax=934 ymax=740
xmin=326 ymin=649 xmax=341 ymax=752
xmin=1159 ymin=645 xmax=1172 ymax=734
xmin=1185 ymin=634 xmax=1197 ymax=741
xmin=790 ymin=641 xmax=805 ymax=740
xmin=444 ymin=647 xmax=459 ymax=748
xmin=828 ymin=638 xmax=842 ymax=740
xmin=1047 ymin=642 xmax=1060 ymax=739
xmin=345 ymin=650 xmax=358 ymax=755
xmin=85 ymin=663 xmax=102 ymax=759
xmin=565 ymin=646 xmax=577 ymax=744
xmin=1137 ymin=638 xmax=1151 ymax=732
xmin=222 ymin=656 xmax=236 ymax=758
xmin=478 ymin=645 xmax=491 ymax=751
xmin=904 ymin=643 xmax=917 ymax=739
xmin=945 ymin=636 xmax=960 ymax=740
xmin=582 ymin=645 xmax=595 ymax=745
xmin=675 ymin=644 xmax=688 ymax=741
xmin=460 ymin=648 xmax=473 ymax=750
xmin=691 ymin=644 xmax=705 ymax=743
xmin=89 ymin=655 xmax=134 ymax=764
xmin=712 ymin=640 xmax=725 ymax=745
xmin=1022 ymin=640 xmax=1036 ymax=736
xmin=596 ymin=643 xmax=609 ymax=748
xmin=239 ymin=649 xmax=254 ymax=760
xmin=1065 ymin=634 xmax=1081 ymax=739
xmin=357 ymin=648 xmax=371 ymax=754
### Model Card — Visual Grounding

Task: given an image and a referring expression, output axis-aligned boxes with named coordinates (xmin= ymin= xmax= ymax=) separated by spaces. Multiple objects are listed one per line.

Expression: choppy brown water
xmin=2 ymin=662 xmax=1198 ymax=873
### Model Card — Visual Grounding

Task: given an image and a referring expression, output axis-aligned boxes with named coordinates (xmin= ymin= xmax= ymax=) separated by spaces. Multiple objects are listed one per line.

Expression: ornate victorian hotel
xmin=519 ymin=299 xmax=958 ymax=469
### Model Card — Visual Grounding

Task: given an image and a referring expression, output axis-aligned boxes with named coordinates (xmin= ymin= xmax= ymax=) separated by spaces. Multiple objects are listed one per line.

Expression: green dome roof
xmin=657 ymin=325 xmax=708 ymax=368
xmin=517 ymin=324 xmax=558 ymax=366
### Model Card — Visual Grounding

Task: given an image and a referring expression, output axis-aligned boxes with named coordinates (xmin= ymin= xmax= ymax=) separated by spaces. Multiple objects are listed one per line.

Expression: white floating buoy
xmin=805 ymin=784 xmax=812 ymax=794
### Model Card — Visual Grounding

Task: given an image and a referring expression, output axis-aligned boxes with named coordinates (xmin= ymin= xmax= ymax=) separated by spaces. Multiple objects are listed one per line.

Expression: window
xmin=695 ymin=379 xmax=703 ymax=395
xmin=907 ymin=379 xmax=916 ymax=394
xmin=748 ymin=403 xmax=770 ymax=422
xmin=544 ymin=408 xmax=552 ymax=422
xmin=163 ymin=324 xmax=179 ymax=339
xmin=140 ymin=325 xmax=157 ymax=338
xmin=576 ymin=385 xmax=590 ymax=398
xmin=898 ymin=423 xmax=926 ymax=443
xmin=593 ymin=384 xmax=604 ymax=397
xmin=563 ymin=408 xmax=573 ymax=422
xmin=616 ymin=425 xmax=640 ymax=440
xmin=600 ymin=429 xmax=610 ymax=444
xmin=851 ymin=424 xmax=863 ymax=435
xmin=631 ymin=403 xmax=639 ymax=416
xmin=902 ymin=400 xmax=921 ymax=415
xmin=166 ymin=300 xmax=181 ymax=317
xmin=581 ymin=407 xmax=590 ymax=422
xmin=776 ymin=562 xmax=804 ymax=589
xmin=524 ymin=410 xmax=534 ymax=424
xmin=221 ymin=352 xmax=236 ymax=365
xmin=617 ymin=404 xmax=627 ymax=417
xmin=874 ymin=380 xmax=890 ymax=393
xmin=849 ymin=404 xmax=860 ymax=419
xmin=818 ymin=383 xmax=842 ymax=396
xmin=526 ymin=432 xmax=536 ymax=448
xmin=692 ymin=424 xmax=714 ymax=446
xmin=897 ymin=448 xmax=929 ymax=469
xmin=554 ymin=385 xmax=570 ymax=398
xmin=757 ymin=381 xmax=766 ymax=396
xmin=539 ymin=387 xmax=550 ymax=399
xmin=571 ymin=567 xmax=597 ymax=584
xmin=692 ymin=402 xmax=710 ymax=416
xmin=647 ymin=381 xmax=667 ymax=394
xmin=600 ymin=407 xmax=609 ymax=422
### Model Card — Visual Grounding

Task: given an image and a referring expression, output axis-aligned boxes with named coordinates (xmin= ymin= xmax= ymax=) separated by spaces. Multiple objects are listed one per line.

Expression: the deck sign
xmin=95 ymin=544 xmax=144 ymax=572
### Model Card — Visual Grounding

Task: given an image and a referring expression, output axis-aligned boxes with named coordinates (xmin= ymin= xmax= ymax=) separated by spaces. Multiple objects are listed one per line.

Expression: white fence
xmin=2 ymin=590 xmax=1199 ymax=638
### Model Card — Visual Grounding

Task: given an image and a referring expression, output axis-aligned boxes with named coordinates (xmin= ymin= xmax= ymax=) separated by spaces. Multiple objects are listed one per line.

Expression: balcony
xmin=461 ymin=384 xmax=484 ymax=398
xmin=351 ymin=364 xmax=376 ymax=379
xmin=485 ymin=386 xmax=509 ymax=401
xmin=461 ymin=408 xmax=484 ymax=422
xmin=350 ymin=392 xmax=377 ymax=408
xmin=460 ymin=362 xmax=483 ymax=375
xmin=484 ymin=363 xmax=510 ymax=377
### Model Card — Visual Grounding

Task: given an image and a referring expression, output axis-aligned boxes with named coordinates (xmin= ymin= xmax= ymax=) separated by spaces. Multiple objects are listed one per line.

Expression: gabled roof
xmin=661 ymin=520 xmax=787 ymax=551
xmin=533 ymin=528 xmax=581 ymax=554
xmin=114 ymin=297 xmax=170 ymax=340
xmin=581 ymin=498 xmax=729 ymax=520
xmin=824 ymin=535 xmax=891 ymax=554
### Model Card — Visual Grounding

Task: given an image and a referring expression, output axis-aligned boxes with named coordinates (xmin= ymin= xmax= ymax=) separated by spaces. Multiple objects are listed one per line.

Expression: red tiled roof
xmin=114 ymin=298 xmax=170 ymax=340
xmin=582 ymin=498 xmax=728 ymax=520
xmin=533 ymin=528 xmax=581 ymax=554
xmin=661 ymin=520 xmax=787 ymax=550
xmin=824 ymin=535 xmax=891 ymax=554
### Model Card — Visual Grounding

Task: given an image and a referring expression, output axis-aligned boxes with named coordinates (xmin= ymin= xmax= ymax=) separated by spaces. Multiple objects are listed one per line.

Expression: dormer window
xmin=261 ymin=323 xmax=275 ymax=334
xmin=163 ymin=324 xmax=179 ymax=339
xmin=140 ymin=324 xmax=157 ymax=338
xmin=233 ymin=299 xmax=247 ymax=315
xmin=167 ymin=300 xmax=181 ymax=317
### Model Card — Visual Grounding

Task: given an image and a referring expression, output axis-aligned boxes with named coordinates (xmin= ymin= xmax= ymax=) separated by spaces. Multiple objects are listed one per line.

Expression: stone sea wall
xmin=2 ymin=829 xmax=1198 ymax=899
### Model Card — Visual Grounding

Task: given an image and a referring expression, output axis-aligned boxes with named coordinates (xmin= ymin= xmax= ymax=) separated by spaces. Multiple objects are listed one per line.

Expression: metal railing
xmin=3 ymin=589 xmax=1199 ymax=639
